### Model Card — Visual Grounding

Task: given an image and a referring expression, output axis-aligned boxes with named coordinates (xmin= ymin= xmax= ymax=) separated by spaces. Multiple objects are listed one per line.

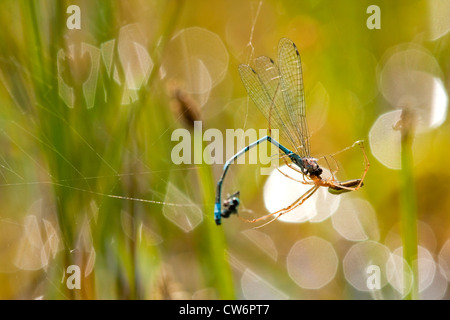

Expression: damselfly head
xmin=221 ymin=191 xmax=240 ymax=219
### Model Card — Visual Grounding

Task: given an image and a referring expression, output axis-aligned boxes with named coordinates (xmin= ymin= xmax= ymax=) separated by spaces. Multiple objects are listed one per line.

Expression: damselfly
xmin=214 ymin=38 xmax=369 ymax=226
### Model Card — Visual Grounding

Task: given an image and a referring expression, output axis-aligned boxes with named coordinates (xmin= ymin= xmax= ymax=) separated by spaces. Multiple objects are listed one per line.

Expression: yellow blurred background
xmin=0 ymin=0 xmax=448 ymax=299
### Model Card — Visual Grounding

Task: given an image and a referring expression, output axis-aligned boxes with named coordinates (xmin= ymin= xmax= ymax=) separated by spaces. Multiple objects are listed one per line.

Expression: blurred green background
xmin=0 ymin=0 xmax=449 ymax=299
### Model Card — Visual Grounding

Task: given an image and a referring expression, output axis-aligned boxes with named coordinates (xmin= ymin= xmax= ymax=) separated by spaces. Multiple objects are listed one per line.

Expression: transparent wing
xmin=238 ymin=38 xmax=310 ymax=157
xmin=277 ymin=38 xmax=310 ymax=157
xmin=238 ymin=58 xmax=303 ymax=155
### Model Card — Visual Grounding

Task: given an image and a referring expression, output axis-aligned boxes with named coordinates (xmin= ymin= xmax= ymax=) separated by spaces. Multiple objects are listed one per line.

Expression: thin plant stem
xmin=195 ymin=133 xmax=235 ymax=299
xmin=399 ymin=107 xmax=419 ymax=300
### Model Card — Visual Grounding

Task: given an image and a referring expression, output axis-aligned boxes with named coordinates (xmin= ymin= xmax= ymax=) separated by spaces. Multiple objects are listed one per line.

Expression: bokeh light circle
xmin=438 ymin=239 xmax=450 ymax=281
xmin=343 ymin=241 xmax=391 ymax=292
xmin=161 ymin=27 xmax=229 ymax=96
xmin=286 ymin=236 xmax=338 ymax=289
xmin=386 ymin=251 xmax=414 ymax=298
xmin=377 ymin=43 xmax=448 ymax=130
xmin=392 ymin=246 xmax=436 ymax=293
xmin=263 ymin=165 xmax=340 ymax=223
xmin=331 ymin=198 xmax=379 ymax=242
xmin=369 ymin=110 xmax=402 ymax=170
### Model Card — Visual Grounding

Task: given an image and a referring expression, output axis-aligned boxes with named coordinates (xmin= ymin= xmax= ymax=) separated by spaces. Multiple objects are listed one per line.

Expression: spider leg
xmin=239 ymin=185 xmax=319 ymax=226
xmin=275 ymin=155 xmax=314 ymax=185
xmin=325 ymin=140 xmax=370 ymax=192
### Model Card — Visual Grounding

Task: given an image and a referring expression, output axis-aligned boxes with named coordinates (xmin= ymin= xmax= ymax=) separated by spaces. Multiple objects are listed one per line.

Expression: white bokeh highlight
xmin=343 ymin=241 xmax=391 ymax=292
xmin=161 ymin=27 xmax=229 ymax=98
xmin=332 ymin=198 xmax=379 ymax=242
xmin=286 ymin=236 xmax=338 ymax=289
xmin=369 ymin=110 xmax=402 ymax=170
xmin=263 ymin=165 xmax=340 ymax=224
xmin=241 ymin=229 xmax=278 ymax=261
